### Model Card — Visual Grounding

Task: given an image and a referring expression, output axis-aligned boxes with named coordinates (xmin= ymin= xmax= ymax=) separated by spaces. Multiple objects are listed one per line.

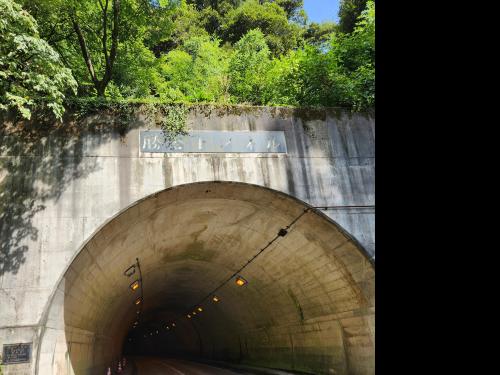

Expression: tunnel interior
xmin=40 ymin=182 xmax=374 ymax=375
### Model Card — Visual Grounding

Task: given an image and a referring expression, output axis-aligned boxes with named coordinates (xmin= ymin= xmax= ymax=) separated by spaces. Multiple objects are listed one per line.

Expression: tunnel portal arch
xmin=37 ymin=181 xmax=374 ymax=375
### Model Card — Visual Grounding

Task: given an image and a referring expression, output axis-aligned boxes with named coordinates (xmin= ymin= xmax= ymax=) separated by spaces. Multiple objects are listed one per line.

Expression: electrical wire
xmin=154 ymin=207 xmax=311 ymax=333
xmin=127 ymin=204 xmax=373 ymax=338
xmin=312 ymin=205 xmax=375 ymax=210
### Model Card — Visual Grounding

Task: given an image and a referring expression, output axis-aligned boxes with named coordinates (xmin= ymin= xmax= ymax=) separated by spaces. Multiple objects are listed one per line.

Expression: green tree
xmin=273 ymin=0 xmax=303 ymax=20
xmin=228 ymin=29 xmax=271 ymax=103
xmin=304 ymin=21 xmax=336 ymax=47
xmin=183 ymin=36 xmax=230 ymax=101
xmin=263 ymin=48 xmax=303 ymax=106
xmin=187 ymin=0 xmax=243 ymax=35
xmin=264 ymin=1 xmax=374 ymax=110
xmin=222 ymin=0 xmax=302 ymax=56
xmin=3 ymin=0 xmax=374 ymax=110
xmin=158 ymin=49 xmax=193 ymax=100
xmin=71 ymin=0 xmax=121 ymax=96
xmin=22 ymin=0 xmax=177 ymax=96
xmin=161 ymin=1 xmax=209 ymax=53
xmin=159 ymin=36 xmax=229 ymax=101
xmin=187 ymin=0 xmax=243 ymax=12
xmin=328 ymin=0 xmax=375 ymax=109
xmin=338 ymin=0 xmax=369 ymax=33
xmin=112 ymin=39 xmax=164 ymax=98
xmin=264 ymin=44 xmax=333 ymax=107
xmin=184 ymin=1 xmax=305 ymax=39
xmin=0 ymin=0 xmax=77 ymax=119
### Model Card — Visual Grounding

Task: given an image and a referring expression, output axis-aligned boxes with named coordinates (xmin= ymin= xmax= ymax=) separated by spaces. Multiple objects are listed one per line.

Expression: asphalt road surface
xmin=132 ymin=357 xmax=261 ymax=374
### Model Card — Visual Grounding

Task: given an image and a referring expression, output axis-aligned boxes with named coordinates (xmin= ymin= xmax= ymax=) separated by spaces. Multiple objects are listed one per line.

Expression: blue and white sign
xmin=140 ymin=130 xmax=287 ymax=153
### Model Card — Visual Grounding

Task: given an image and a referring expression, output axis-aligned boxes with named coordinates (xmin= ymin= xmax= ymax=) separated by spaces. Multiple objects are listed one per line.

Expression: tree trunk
xmin=71 ymin=0 xmax=120 ymax=97
xmin=96 ymin=83 xmax=106 ymax=97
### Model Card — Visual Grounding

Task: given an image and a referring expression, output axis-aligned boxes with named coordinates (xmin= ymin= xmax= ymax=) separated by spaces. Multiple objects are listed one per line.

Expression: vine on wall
xmin=142 ymin=103 xmax=188 ymax=144
xmin=68 ymin=99 xmax=188 ymax=141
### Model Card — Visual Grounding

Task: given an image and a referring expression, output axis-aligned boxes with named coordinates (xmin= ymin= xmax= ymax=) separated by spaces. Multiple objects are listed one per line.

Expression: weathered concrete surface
xmin=38 ymin=183 xmax=374 ymax=375
xmin=0 ymin=106 xmax=374 ymax=374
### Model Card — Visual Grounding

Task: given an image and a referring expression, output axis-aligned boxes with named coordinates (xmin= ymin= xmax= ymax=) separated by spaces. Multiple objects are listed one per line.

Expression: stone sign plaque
xmin=2 ymin=343 xmax=32 ymax=364
xmin=140 ymin=130 xmax=287 ymax=153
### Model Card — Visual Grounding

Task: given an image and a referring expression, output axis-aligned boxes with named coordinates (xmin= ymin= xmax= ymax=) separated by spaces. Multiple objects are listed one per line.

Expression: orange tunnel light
xmin=235 ymin=276 xmax=248 ymax=286
xmin=130 ymin=280 xmax=140 ymax=291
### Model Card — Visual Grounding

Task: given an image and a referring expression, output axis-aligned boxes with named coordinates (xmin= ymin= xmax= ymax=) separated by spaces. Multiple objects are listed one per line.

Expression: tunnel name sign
xmin=2 ymin=343 xmax=31 ymax=364
xmin=140 ymin=130 xmax=287 ymax=153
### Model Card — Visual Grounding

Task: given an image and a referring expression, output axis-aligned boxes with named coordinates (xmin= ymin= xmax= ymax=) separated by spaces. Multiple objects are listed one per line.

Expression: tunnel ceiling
xmin=48 ymin=182 xmax=374 ymax=374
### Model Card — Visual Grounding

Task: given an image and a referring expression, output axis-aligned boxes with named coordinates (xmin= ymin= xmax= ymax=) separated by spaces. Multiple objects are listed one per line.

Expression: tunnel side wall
xmin=0 ymin=106 xmax=374 ymax=374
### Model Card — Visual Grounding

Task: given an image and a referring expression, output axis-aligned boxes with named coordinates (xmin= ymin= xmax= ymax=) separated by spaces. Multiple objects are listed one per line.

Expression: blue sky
xmin=303 ymin=0 xmax=340 ymax=23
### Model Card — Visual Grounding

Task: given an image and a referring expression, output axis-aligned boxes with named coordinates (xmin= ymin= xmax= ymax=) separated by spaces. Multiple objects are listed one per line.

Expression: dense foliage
xmin=0 ymin=0 xmax=76 ymax=119
xmin=1 ymin=0 xmax=374 ymax=119
xmin=338 ymin=0 xmax=369 ymax=33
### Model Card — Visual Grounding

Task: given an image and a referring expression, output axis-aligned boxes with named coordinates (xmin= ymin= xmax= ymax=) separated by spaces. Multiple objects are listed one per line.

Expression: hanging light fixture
xmin=129 ymin=280 xmax=140 ymax=291
xmin=235 ymin=276 xmax=248 ymax=286
xmin=278 ymin=228 xmax=288 ymax=237
xmin=124 ymin=265 xmax=136 ymax=277
xmin=212 ymin=295 xmax=220 ymax=302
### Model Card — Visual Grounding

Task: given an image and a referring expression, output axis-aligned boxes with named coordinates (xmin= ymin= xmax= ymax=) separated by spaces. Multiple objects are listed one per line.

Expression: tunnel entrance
xmin=37 ymin=182 xmax=374 ymax=375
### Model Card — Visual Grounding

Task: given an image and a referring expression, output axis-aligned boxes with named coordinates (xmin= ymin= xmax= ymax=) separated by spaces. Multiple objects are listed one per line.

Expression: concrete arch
xmin=37 ymin=181 xmax=374 ymax=375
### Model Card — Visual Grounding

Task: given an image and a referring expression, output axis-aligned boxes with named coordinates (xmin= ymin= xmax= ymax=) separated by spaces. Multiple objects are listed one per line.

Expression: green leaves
xmin=0 ymin=0 xmax=77 ymax=120
xmin=263 ymin=1 xmax=375 ymax=110
xmin=0 ymin=0 xmax=374 ymax=117
xmin=5 ymin=93 xmax=33 ymax=119
xmin=222 ymin=0 xmax=302 ymax=57
xmin=338 ymin=0 xmax=369 ymax=34
xmin=159 ymin=36 xmax=230 ymax=102
xmin=228 ymin=29 xmax=271 ymax=104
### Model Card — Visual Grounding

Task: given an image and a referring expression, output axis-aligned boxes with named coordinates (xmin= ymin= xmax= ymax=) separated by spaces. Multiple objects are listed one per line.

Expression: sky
xmin=303 ymin=0 xmax=340 ymax=24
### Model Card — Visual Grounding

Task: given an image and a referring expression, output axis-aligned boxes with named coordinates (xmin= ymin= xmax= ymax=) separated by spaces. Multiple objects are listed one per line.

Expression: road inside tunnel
xmin=37 ymin=182 xmax=374 ymax=375
xmin=126 ymin=356 xmax=299 ymax=374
